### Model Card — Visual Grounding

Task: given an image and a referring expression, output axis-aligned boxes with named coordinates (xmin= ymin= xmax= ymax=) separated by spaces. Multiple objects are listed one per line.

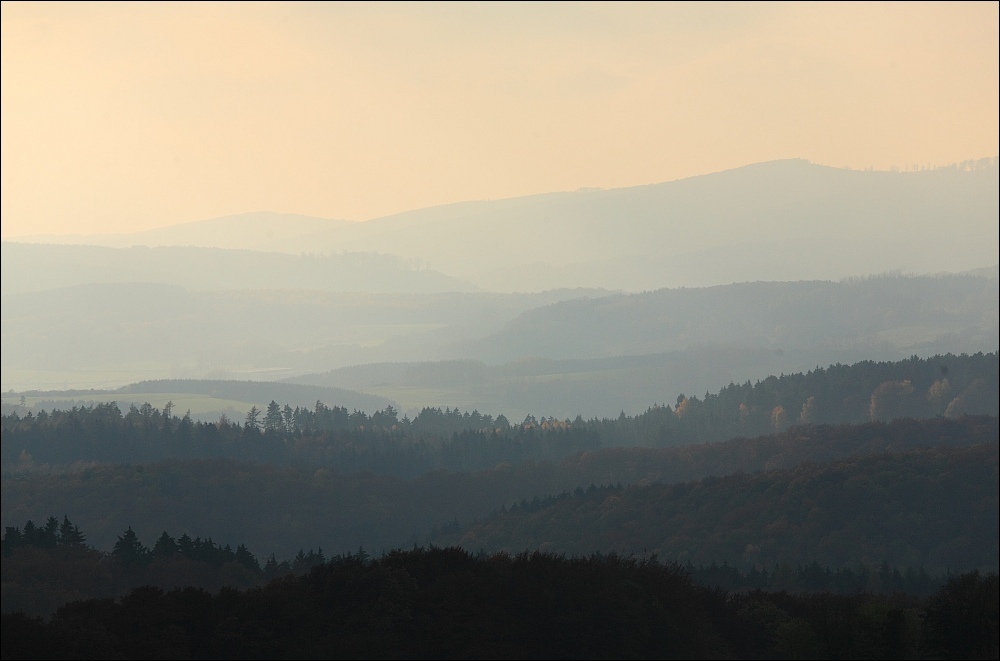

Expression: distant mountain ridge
xmin=479 ymin=272 xmax=1000 ymax=361
xmin=8 ymin=159 xmax=997 ymax=291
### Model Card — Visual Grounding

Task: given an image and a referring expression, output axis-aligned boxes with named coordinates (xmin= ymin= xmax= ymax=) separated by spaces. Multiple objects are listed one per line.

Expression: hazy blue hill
xmin=327 ymin=159 xmax=999 ymax=290
xmin=480 ymin=273 xmax=999 ymax=361
xmin=9 ymin=160 xmax=996 ymax=292
xmin=290 ymin=274 xmax=998 ymax=418
xmin=5 ymin=272 xmax=995 ymax=403
xmin=1 ymin=283 xmax=611 ymax=391
xmin=0 ymin=242 xmax=477 ymax=296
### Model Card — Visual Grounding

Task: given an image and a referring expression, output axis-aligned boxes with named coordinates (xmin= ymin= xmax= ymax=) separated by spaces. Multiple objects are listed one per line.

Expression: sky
xmin=1 ymin=1 xmax=997 ymax=238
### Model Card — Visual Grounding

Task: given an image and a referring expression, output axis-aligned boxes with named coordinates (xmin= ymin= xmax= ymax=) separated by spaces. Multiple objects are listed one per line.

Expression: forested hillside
xmin=5 ymin=353 xmax=994 ymax=472
xmin=3 ymin=416 xmax=995 ymax=561
xmin=0 ymin=512 xmax=960 ymax=619
xmin=430 ymin=443 xmax=999 ymax=573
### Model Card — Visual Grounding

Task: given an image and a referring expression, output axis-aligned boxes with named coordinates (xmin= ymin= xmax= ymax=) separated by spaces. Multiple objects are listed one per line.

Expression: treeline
xmin=3 ymin=417 xmax=996 ymax=568
xmin=3 ymin=353 xmax=996 ymax=474
xmin=4 ymin=547 xmax=997 ymax=660
xmin=640 ymin=350 xmax=997 ymax=446
xmin=1 ymin=516 xmax=327 ymax=618
xmin=3 ymin=515 xmax=953 ymax=620
xmin=429 ymin=443 xmax=999 ymax=573
xmin=1 ymin=400 xmax=599 ymax=474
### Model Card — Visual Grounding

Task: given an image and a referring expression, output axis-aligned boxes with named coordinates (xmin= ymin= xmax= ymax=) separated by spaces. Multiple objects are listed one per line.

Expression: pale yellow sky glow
xmin=2 ymin=1 xmax=997 ymax=237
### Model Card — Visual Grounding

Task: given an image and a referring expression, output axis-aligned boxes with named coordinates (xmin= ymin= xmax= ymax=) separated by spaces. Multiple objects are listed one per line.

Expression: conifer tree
xmin=57 ymin=516 xmax=86 ymax=548
xmin=152 ymin=531 xmax=178 ymax=557
xmin=112 ymin=527 xmax=149 ymax=567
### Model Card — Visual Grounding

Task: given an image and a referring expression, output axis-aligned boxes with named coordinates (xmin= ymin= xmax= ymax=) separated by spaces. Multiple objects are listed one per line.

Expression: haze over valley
xmin=4 ymin=159 xmax=997 ymax=413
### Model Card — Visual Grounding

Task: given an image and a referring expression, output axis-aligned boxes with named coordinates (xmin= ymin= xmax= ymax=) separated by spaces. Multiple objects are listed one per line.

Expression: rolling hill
xmin=288 ymin=273 xmax=999 ymax=418
xmin=429 ymin=443 xmax=1000 ymax=573
xmin=9 ymin=160 xmax=997 ymax=292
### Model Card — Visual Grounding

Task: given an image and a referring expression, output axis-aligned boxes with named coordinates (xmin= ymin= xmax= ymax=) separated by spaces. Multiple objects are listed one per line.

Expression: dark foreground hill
xmin=430 ymin=443 xmax=999 ymax=573
xmin=3 ymin=549 xmax=997 ymax=660
xmin=0 ymin=512 xmax=960 ymax=619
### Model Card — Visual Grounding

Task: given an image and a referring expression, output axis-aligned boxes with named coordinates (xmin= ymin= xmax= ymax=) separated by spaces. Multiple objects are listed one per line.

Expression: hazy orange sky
xmin=2 ymin=1 xmax=997 ymax=238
